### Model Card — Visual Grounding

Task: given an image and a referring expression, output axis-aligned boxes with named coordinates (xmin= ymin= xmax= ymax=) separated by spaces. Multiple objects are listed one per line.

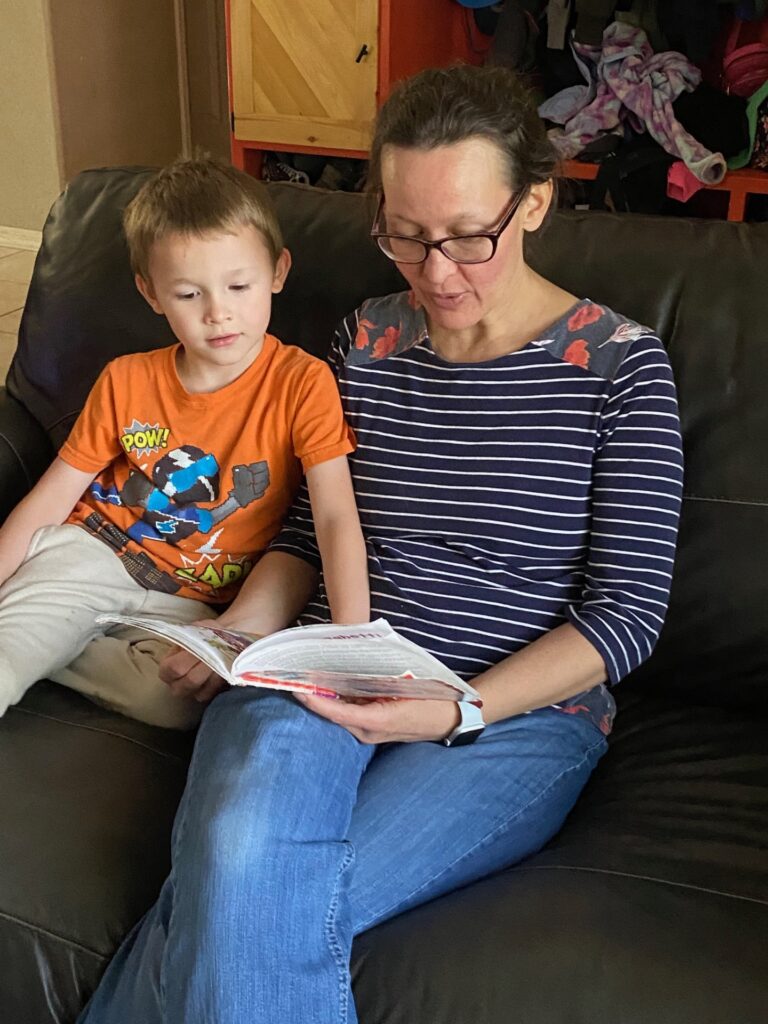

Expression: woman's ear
xmin=135 ymin=274 xmax=163 ymax=314
xmin=271 ymin=248 xmax=292 ymax=294
xmin=521 ymin=180 xmax=554 ymax=233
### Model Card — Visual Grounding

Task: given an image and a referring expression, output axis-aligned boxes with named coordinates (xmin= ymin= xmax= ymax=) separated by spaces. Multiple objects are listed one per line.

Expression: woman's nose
xmin=420 ymin=247 xmax=456 ymax=284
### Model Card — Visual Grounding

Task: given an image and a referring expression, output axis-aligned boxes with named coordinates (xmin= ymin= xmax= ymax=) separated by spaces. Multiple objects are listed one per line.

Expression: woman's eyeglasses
xmin=370 ymin=191 xmax=525 ymax=265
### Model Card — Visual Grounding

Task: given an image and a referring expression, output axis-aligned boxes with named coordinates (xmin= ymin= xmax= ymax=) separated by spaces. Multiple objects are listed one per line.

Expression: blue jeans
xmin=78 ymin=689 xmax=607 ymax=1023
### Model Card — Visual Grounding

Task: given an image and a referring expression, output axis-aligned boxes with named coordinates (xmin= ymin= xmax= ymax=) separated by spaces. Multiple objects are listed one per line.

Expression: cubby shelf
xmin=561 ymin=159 xmax=768 ymax=221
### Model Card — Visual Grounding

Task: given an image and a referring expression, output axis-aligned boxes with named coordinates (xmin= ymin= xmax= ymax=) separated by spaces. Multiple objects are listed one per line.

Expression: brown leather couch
xmin=1 ymin=169 xmax=767 ymax=1023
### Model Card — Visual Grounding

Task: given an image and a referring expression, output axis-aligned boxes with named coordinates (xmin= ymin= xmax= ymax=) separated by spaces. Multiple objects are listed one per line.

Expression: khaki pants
xmin=0 ymin=524 xmax=217 ymax=729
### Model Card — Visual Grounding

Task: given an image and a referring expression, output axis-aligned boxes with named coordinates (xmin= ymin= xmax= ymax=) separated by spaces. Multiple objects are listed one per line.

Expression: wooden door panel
xmin=232 ymin=0 xmax=377 ymax=149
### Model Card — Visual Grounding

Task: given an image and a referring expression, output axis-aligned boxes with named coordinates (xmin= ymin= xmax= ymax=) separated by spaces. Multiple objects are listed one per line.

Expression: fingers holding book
xmin=293 ymin=692 xmax=461 ymax=745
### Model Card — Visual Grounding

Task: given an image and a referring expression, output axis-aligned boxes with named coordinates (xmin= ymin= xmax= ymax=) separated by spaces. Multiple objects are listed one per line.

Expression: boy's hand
xmin=159 ymin=647 xmax=228 ymax=704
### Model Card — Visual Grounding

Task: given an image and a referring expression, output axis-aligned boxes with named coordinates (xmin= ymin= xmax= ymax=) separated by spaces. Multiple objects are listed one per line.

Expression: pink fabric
xmin=666 ymin=161 xmax=706 ymax=202
xmin=545 ymin=23 xmax=727 ymax=184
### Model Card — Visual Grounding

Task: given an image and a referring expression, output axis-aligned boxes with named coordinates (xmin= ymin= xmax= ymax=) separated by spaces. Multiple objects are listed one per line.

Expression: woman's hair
xmin=123 ymin=156 xmax=284 ymax=279
xmin=367 ymin=64 xmax=557 ymax=195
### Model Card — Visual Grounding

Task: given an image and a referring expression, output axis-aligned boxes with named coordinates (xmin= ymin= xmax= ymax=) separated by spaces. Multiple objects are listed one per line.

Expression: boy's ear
xmin=135 ymin=273 xmax=163 ymax=314
xmin=271 ymin=248 xmax=292 ymax=294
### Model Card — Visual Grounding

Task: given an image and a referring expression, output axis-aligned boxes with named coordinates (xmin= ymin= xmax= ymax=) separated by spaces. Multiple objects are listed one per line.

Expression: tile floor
xmin=0 ymin=246 xmax=36 ymax=381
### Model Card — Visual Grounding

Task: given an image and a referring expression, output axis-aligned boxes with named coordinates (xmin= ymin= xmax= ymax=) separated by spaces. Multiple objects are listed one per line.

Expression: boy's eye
xmin=175 ymin=291 xmax=198 ymax=300
xmin=230 ymin=283 xmax=250 ymax=292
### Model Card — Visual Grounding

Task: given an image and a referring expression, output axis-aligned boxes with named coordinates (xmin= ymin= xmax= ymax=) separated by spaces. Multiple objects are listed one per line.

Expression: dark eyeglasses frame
xmin=370 ymin=190 xmax=526 ymax=265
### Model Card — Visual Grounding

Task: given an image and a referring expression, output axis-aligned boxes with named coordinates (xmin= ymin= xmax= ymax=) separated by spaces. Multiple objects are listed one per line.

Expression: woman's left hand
xmin=294 ymin=694 xmax=461 ymax=744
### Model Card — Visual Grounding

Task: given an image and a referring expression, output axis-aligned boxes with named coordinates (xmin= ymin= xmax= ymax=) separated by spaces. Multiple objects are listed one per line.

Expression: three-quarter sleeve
xmin=567 ymin=334 xmax=684 ymax=684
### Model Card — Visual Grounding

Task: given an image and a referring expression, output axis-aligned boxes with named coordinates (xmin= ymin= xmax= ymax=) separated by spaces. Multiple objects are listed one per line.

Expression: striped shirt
xmin=271 ymin=292 xmax=684 ymax=734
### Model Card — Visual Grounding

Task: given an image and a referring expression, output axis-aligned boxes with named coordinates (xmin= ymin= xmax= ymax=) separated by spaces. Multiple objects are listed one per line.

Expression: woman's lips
xmin=426 ymin=292 xmax=467 ymax=310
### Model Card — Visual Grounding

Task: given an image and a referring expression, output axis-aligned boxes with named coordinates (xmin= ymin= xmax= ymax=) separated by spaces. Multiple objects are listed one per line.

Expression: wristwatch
xmin=442 ymin=701 xmax=486 ymax=747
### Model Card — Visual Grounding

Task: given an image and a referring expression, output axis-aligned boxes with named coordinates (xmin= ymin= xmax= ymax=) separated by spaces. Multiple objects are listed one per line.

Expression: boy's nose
xmin=204 ymin=297 xmax=232 ymax=323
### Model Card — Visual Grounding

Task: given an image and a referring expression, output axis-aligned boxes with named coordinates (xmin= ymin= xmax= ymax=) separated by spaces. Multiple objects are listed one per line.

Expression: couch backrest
xmin=10 ymin=168 xmax=768 ymax=712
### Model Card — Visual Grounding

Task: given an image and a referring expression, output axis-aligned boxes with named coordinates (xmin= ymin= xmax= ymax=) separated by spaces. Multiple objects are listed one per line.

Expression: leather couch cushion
xmin=0 ymin=685 xmax=191 ymax=1021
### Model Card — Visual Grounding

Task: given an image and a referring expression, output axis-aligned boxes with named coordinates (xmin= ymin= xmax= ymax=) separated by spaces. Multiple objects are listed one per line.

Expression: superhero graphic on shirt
xmin=89 ymin=444 xmax=270 ymax=547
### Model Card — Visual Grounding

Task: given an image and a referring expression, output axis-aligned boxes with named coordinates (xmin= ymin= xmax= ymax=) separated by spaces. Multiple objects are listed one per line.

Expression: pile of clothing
xmin=539 ymin=22 xmax=730 ymax=185
xmin=457 ymin=0 xmax=768 ymax=210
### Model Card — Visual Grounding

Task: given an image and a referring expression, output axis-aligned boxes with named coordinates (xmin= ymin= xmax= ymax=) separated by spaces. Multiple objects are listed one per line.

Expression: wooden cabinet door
xmin=231 ymin=0 xmax=378 ymax=152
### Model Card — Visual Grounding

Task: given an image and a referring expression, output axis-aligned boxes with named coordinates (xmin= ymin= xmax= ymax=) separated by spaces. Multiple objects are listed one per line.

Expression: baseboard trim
xmin=0 ymin=226 xmax=42 ymax=252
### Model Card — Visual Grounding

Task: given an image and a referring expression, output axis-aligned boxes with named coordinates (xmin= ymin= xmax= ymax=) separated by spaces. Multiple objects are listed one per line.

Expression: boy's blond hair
xmin=123 ymin=156 xmax=284 ymax=279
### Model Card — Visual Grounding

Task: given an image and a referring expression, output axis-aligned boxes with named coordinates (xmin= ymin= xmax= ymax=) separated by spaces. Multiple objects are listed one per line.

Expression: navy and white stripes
xmin=271 ymin=293 xmax=683 ymax=724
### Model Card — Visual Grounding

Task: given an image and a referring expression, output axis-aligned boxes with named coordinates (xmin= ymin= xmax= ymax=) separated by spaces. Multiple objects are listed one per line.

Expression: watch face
xmin=445 ymin=724 xmax=485 ymax=747
xmin=442 ymin=701 xmax=485 ymax=746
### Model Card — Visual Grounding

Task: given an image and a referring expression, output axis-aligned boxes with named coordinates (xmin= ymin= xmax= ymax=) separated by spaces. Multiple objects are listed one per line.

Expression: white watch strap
xmin=457 ymin=700 xmax=485 ymax=730
xmin=443 ymin=700 xmax=486 ymax=745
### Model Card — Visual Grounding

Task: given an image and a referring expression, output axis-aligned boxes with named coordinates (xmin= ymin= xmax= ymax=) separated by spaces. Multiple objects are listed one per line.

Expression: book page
xmin=233 ymin=619 xmax=480 ymax=702
xmin=96 ymin=616 xmax=481 ymax=703
xmin=236 ymin=669 xmax=469 ymax=702
xmin=96 ymin=614 xmax=260 ymax=680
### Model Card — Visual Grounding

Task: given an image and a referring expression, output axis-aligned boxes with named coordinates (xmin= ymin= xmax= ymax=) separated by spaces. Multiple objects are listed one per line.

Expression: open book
xmin=96 ymin=616 xmax=481 ymax=704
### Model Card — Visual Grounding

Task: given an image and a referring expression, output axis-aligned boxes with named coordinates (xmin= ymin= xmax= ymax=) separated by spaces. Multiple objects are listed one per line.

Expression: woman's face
xmin=379 ymin=138 xmax=551 ymax=334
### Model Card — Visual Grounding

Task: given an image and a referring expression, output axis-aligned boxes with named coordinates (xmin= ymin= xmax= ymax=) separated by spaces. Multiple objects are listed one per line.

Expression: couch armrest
xmin=0 ymin=388 xmax=54 ymax=523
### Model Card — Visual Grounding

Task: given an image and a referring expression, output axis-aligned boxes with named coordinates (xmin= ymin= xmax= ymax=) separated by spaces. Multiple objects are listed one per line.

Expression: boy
xmin=0 ymin=158 xmax=369 ymax=728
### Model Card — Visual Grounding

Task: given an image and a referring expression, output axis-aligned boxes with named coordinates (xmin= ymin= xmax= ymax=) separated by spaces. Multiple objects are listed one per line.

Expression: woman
xmin=79 ymin=65 xmax=683 ymax=1023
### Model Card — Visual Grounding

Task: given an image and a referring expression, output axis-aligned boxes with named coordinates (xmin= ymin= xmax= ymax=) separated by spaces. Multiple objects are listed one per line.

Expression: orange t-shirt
xmin=59 ymin=336 xmax=354 ymax=603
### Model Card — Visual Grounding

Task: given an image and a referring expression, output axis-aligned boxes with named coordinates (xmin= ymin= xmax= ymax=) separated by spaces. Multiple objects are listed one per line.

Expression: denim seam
xmin=324 ymin=841 xmax=356 ymax=1024
xmin=159 ymin=721 xmax=206 ymax=1014
xmin=355 ymin=734 xmax=607 ymax=932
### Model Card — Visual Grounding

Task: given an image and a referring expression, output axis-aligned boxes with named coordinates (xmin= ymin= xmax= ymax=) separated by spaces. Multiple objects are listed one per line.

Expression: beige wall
xmin=0 ymin=0 xmax=183 ymax=232
xmin=0 ymin=0 xmax=62 ymax=231
xmin=47 ymin=0 xmax=182 ymax=180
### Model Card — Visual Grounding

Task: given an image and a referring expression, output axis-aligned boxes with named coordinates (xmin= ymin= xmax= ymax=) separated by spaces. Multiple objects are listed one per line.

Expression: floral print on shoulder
xmin=533 ymin=299 xmax=655 ymax=382
xmin=345 ymin=291 xmax=428 ymax=367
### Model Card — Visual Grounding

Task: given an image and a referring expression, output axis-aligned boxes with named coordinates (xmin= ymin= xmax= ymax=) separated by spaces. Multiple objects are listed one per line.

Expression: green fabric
xmin=728 ymin=78 xmax=768 ymax=169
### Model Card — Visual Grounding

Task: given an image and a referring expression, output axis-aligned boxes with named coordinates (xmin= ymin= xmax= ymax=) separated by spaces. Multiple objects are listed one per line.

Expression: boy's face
xmin=136 ymin=224 xmax=290 ymax=391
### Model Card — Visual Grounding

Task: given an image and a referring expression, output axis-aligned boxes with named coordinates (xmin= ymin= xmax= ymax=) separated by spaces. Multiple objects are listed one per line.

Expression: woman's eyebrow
xmin=387 ymin=212 xmax=487 ymax=231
